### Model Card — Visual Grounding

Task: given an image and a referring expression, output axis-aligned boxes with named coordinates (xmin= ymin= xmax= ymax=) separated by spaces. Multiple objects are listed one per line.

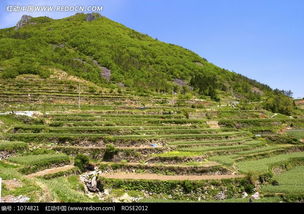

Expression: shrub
xmin=103 ymin=144 xmax=118 ymax=161
xmin=271 ymin=180 xmax=279 ymax=186
xmin=259 ymin=173 xmax=273 ymax=184
xmin=241 ymin=173 xmax=257 ymax=193
xmin=28 ymin=148 xmax=55 ymax=155
xmin=74 ymin=154 xmax=90 ymax=172
xmin=266 ymin=135 xmax=299 ymax=145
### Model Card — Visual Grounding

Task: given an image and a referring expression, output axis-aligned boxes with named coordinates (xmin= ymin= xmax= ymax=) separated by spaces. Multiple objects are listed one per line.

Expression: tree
xmin=264 ymin=91 xmax=294 ymax=115
xmin=103 ymin=144 xmax=118 ymax=161
xmin=190 ymin=73 xmax=220 ymax=101
xmin=74 ymin=154 xmax=90 ymax=172
xmin=281 ymin=90 xmax=293 ymax=98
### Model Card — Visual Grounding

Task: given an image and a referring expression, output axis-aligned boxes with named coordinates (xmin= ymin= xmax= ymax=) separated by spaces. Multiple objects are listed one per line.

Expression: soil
xmin=100 ymin=161 xmax=220 ymax=168
xmin=101 ymin=172 xmax=244 ymax=181
xmin=26 ymin=165 xmax=74 ymax=178
xmin=206 ymin=121 xmax=220 ymax=129
xmin=3 ymin=179 xmax=23 ymax=190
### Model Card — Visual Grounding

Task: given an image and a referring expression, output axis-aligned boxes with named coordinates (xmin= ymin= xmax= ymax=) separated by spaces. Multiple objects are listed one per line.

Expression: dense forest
xmin=0 ymin=13 xmax=295 ymax=114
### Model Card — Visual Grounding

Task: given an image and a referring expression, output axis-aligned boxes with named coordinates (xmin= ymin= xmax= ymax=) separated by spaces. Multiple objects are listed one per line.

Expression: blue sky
xmin=0 ymin=0 xmax=303 ymax=98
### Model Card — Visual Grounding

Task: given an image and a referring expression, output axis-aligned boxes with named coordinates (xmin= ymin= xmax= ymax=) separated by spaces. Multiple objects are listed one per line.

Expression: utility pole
xmin=78 ymin=83 xmax=81 ymax=110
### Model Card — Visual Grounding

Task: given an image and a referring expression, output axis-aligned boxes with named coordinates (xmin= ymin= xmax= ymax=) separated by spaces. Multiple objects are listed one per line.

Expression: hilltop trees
xmin=281 ymin=90 xmax=293 ymax=98
xmin=190 ymin=73 xmax=220 ymax=101
xmin=1 ymin=57 xmax=50 ymax=79
xmin=264 ymin=90 xmax=294 ymax=115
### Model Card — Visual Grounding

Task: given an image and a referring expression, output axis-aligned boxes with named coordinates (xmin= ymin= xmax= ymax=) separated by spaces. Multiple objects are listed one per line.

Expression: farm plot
xmin=286 ymin=129 xmax=304 ymax=140
xmin=100 ymin=172 xmax=244 ymax=181
xmin=236 ymin=152 xmax=304 ymax=174
xmin=262 ymin=166 xmax=304 ymax=194
xmin=8 ymin=154 xmax=70 ymax=174
xmin=210 ymin=144 xmax=295 ymax=166
xmin=1 ymin=76 xmax=304 ymax=202
xmin=0 ymin=141 xmax=28 ymax=152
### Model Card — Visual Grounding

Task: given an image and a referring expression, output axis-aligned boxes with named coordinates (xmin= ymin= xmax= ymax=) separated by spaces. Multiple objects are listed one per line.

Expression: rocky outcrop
xmin=86 ymin=13 xmax=101 ymax=22
xmin=80 ymin=168 xmax=102 ymax=193
xmin=92 ymin=60 xmax=111 ymax=81
xmin=0 ymin=151 xmax=11 ymax=160
xmin=173 ymin=79 xmax=187 ymax=87
xmin=100 ymin=67 xmax=111 ymax=81
xmin=214 ymin=191 xmax=227 ymax=200
xmin=15 ymin=15 xmax=33 ymax=30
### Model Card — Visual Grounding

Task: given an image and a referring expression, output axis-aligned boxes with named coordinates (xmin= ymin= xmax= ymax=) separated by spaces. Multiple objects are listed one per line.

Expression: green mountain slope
xmin=0 ymin=13 xmax=294 ymax=114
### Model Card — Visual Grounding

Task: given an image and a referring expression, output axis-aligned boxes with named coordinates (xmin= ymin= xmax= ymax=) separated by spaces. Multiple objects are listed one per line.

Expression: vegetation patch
xmin=98 ymin=177 xmax=251 ymax=200
xmin=8 ymin=154 xmax=70 ymax=174
xmin=237 ymin=152 xmax=304 ymax=174
xmin=0 ymin=141 xmax=28 ymax=152
xmin=262 ymin=166 xmax=304 ymax=195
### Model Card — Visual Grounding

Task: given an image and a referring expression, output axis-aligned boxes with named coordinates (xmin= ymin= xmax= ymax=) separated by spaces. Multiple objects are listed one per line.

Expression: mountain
xmin=0 ymin=13 xmax=294 ymax=114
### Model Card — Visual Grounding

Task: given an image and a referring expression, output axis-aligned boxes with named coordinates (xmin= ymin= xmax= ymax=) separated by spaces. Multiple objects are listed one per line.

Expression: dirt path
xmin=101 ymin=172 xmax=244 ymax=181
xmin=35 ymin=180 xmax=54 ymax=202
xmin=99 ymin=161 xmax=219 ymax=168
xmin=26 ymin=165 xmax=74 ymax=178
xmin=206 ymin=121 xmax=220 ymax=129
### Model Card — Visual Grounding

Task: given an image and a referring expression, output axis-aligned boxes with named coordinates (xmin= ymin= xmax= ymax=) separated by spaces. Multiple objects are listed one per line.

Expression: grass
xmin=286 ymin=129 xmax=304 ymax=139
xmin=0 ymin=161 xmax=20 ymax=180
xmin=262 ymin=166 xmax=304 ymax=194
xmin=6 ymin=131 xmax=250 ymax=143
xmin=168 ymin=137 xmax=250 ymax=146
xmin=0 ymin=115 xmax=23 ymax=132
xmin=13 ymin=125 xmax=227 ymax=135
xmin=0 ymin=141 xmax=28 ymax=151
xmin=42 ymin=176 xmax=99 ymax=202
xmin=8 ymin=154 xmax=70 ymax=174
xmin=140 ymin=196 xmax=283 ymax=202
xmin=154 ymin=151 xmax=201 ymax=158
xmin=209 ymin=144 xmax=294 ymax=166
xmin=179 ymin=141 xmax=264 ymax=153
xmin=209 ymin=155 xmax=236 ymax=166
xmin=0 ymin=161 xmax=45 ymax=202
xmin=8 ymin=154 xmax=69 ymax=165
xmin=237 ymin=152 xmax=304 ymax=173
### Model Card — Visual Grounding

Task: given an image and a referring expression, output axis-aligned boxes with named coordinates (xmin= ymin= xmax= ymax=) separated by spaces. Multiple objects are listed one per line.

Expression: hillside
xmin=0 ymin=72 xmax=303 ymax=202
xmin=0 ymin=13 xmax=295 ymax=115
xmin=0 ymin=13 xmax=303 ymax=203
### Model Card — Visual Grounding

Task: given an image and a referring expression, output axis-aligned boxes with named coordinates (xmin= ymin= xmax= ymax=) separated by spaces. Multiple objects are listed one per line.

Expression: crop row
xmin=178 ymin=141 xmax=264 ymax=154
xmin=5 ymin=132 xmax=250 ymax=143
xmin=168 ymin=136 xmax=251 ymax=147
xmin=12 ymin=125 xmax=232 ymax=135
xmin=0 ymin=141 xmax=28 ymax=152
xmin=8 ymin=153 xmax=70 ymax=174
xmin=209 ymin=145 xmax=296 ymax=166
xmin=98 ymin=162 xmax=231 ymax=175
xmin=236 ymin=152 xmax=304 ymax=173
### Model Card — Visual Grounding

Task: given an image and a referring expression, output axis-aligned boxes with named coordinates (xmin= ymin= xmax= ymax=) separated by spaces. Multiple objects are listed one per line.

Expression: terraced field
xmin=0 ymin=74 xmax=304 ymax=202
